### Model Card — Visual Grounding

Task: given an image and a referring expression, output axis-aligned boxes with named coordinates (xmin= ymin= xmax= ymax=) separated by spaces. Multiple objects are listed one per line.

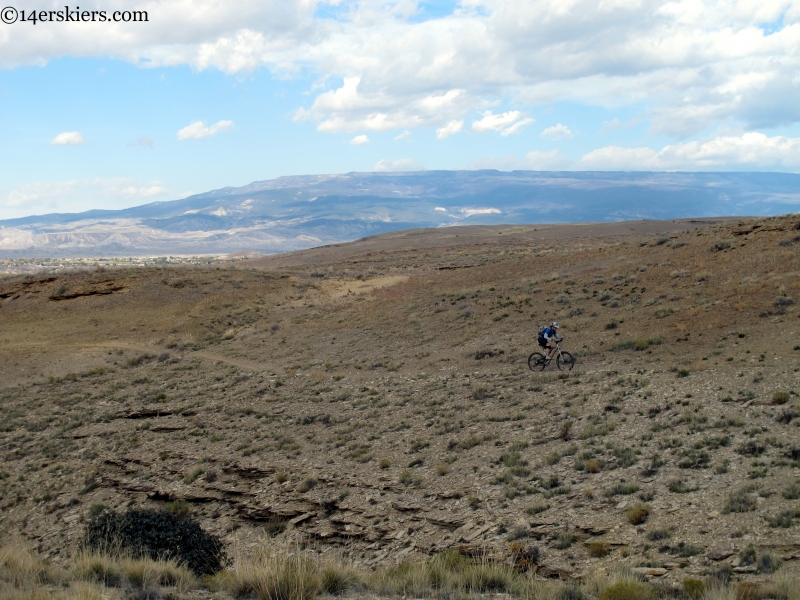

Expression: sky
xmin=0 ymin=0 xmax=799 ymax=219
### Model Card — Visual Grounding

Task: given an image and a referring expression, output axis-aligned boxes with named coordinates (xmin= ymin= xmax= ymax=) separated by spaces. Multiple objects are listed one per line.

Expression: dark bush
xmin=83 ymin=508 xmax=227 ymax=575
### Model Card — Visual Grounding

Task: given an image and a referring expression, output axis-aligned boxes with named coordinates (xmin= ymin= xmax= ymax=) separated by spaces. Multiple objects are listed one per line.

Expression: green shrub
xmin=555 ymin=533 xmax=575 ymax=549
xmin=765 ymin=510 xmax=794 ymax=528
xmin=772 ymin=391 xmax=790 ymax=405
xmin=165 ymin=500 xmax=191 ymax=517
xmin=83 ymin=508 xmax=226 ymax=575
xmin=724 ymin=489 xmax=757 ymax=513
xmin=647 ymin=528 xmax=670 ymax=541
xmin=604 ymin=483 xmax=639 ymax=497
xmin=525 ymin=503 xmax=550 ymax=516
xmin=758 ymin=553 xmax=782 ymax=574
xmin=783 ymin=481 xmax=800 ymax=500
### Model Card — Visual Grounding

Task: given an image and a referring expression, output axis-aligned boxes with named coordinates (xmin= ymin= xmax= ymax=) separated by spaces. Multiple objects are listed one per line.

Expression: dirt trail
xmin=0 ymin=340 xmax=268 ymax=375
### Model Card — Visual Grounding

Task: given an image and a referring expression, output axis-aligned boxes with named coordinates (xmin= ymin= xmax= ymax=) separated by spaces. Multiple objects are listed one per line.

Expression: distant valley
xmin=1 ymin=170 xmax=798 ymax=257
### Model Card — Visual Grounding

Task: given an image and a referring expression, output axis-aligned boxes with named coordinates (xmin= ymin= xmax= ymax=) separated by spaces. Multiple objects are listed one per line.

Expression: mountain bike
xmin=528 ymin=340 xmax=575 ymax=371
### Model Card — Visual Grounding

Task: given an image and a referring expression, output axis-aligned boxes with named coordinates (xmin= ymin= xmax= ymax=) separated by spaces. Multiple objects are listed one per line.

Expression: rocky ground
xmin=1 ymin=215 xmax=799 ymax=588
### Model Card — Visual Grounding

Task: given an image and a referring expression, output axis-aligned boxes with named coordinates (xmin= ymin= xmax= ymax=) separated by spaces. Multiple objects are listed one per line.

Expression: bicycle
xmin=528 ymin=340 xmax=575 ymax=371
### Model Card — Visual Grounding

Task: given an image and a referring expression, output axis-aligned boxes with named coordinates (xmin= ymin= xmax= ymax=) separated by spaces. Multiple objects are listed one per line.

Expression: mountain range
xmin=1 ymin=170 xmax=798 ymax=257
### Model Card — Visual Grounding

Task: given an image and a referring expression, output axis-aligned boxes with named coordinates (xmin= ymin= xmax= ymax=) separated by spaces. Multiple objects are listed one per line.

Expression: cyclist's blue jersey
xmin=543 ymin=327 xmax=557 ymax=340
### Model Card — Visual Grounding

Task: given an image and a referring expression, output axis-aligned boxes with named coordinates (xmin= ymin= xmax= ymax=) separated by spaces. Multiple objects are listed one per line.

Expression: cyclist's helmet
xmin=551 ymin=321 xmax=559 ymax=328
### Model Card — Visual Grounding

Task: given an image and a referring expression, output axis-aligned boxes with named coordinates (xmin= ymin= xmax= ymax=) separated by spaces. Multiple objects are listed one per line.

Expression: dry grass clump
xmin=597 ymin=580 xmax=653 ymax=600
xmin=183 ymin=464 xmax=205 ymax=484
xmin=0 ymin=544 xmax=61 ymax=589
xmin=625 ymin=503 xmax=651 ymax=525
xmin=682 ymin=578 xmax=706 ymax=599
xmin=212 ymin=549 xmax=320 ymax=600
xmin=320 ymin=562 xmax=361 ymax=595
xmin=72 ymin=550 xmax=195 ymax=591
xmin=587 ymin=542 xmax=611 ymax=558
xmin=370 ymin=549 xmax=517 ymax=597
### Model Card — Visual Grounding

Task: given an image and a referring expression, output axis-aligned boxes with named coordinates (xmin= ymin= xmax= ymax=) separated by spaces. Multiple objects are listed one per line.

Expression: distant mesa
xmin=1 ymin=170 xmax=798 ymax=258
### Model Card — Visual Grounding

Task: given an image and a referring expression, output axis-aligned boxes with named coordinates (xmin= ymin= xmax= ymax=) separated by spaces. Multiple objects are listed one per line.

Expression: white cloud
xmin=127 ymin=136 xmax=154 ymax=148
xmin=436 ymin=120 xmax=463 ymax=139
xmin=2 ymin=178 xmax=172 ymax=219
xmin=540 ymin=123 xmax=573 ymax=140
xmin=394 ymin=130 xmax=411 ymax=141
xmin=501 ymin=118 xmax=535 ymax=136
xmin=434 ymin=206 xmax=447 ymax=212
xmin=469 ymin=149 xmax=574 ymax=171
xmin=471 ymin=112 xmax=535 ymax=136
xmin=460 ymin=207 xmax=502 ymax=217
xmin=120 ymin=185 xmax=169 ymax=197
xmin=350 ymin=134 xmax=370 ymax=145
xmin=51 ymin=131 xmax=84 ymax=145
xmin=2 ymin=0 xmax=800 ymax=143
xmin=602 ymin=117 xmax=640 ymax=132
xmin=580 ymin=132 xmax=800 ymax=170
xmin=473 ymin=111 xmax=520 ymax=133
xmin=177 ymin=120 xmax=233 ymax=140
xmin=373 ymin=158 xmax=424 ymax=171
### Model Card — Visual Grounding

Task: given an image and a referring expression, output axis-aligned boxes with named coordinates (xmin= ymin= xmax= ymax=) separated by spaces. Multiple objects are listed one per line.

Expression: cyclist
xmin=538 ymin=321 xmax=562 ymax=360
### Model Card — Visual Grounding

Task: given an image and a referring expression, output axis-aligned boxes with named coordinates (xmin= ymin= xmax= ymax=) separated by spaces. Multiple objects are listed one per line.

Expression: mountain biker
xmin=538 ymin=321 xmax=562 ymax=360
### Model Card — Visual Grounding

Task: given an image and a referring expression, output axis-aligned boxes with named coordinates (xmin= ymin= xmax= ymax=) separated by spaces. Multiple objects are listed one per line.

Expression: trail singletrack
xmin=0 ymin=340 xmax=268 ymax=373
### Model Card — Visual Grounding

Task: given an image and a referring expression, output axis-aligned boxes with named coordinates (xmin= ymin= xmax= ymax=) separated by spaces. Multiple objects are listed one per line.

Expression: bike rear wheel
xmin=528 ymin=352 xmax=547 ymax=371
xmin=557 ymin=351 xmax=575 ymax=371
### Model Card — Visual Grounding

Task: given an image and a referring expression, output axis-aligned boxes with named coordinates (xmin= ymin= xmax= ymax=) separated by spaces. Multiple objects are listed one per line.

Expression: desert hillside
xmin=1 ymin=215 xmax=799 ymax=598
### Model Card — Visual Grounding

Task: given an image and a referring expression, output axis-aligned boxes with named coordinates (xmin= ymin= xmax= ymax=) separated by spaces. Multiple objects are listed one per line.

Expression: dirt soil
xmin=1 ymin=215 xmax=799 ymax=585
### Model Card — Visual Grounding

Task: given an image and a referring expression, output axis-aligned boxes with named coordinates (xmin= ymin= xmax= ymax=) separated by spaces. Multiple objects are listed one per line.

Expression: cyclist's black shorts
xmin=538 ymin=336 xmax=547 ymax=348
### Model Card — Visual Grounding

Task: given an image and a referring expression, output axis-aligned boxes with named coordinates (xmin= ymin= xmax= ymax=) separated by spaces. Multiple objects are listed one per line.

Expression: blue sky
xmin=1 ymin=0 xmax=799 ymax=219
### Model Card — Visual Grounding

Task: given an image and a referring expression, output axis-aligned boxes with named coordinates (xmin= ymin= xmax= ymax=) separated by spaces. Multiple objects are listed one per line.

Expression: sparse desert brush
xmin=75 ymin=553 xmax=195 ymax=591
xmin=0 ymin=543 xmax=61 ymax=588
xmin=276 ymin=472 xmax=288 ymax=483
xmin=587 ymin=542 xmax=611 ymax=558
xmin=555 ymin=533 xmax=576 ymax=549
xmin=783 ymin=481 xmax=800 ymax=500
xmin=321 ymin=562 xmax=361 ymax=595
xmin=772 ymin=391 xmax=790 ymax=404
xmin=218 ymin=550 xmax=321 ymax=600
xmin=597 ymin=580 xmax=653 ymax=600
xmin=647 ymin=528 xmax=670 ymax=541
xmin=184 ymin=464 xmax=205 ymax=484
xmin=724 ymin=488 xmax=757 ymax=513
xmin=605 ymin=483 xmax=639 ymax=497
xmin=165 ymin=499 xmax=191 ymax=516
xmin=435 ymin=462 xmax=450 ymax=476
xmin=625 ymin=503 xmax=651 ymax=525
xmin=379 ymin=458 xmax=391 ymax=469
xmin=682 ymin=579 xmax=706 ymax=599
xmin=222 ymin=328 xmax=236 ymax=340
xmin=297 ymin=477 xmax=317 ymax=493
xmin=472 ymin=386 xmax=488 ymax=400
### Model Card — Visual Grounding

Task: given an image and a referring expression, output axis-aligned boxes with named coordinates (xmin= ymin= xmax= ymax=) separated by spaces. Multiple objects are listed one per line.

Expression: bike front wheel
xmin=557 ymin=351 xmax=575 ymax=371
xmin=528 ymin=352 xmax=547 ymax=371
